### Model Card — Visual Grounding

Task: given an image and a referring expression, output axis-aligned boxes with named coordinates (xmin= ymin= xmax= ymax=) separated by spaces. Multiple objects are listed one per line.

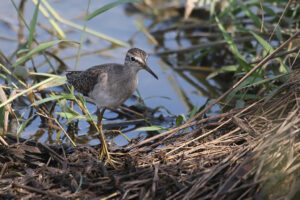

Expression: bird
xmin=66 ymin=48 xmax=158 ymax=159
xmin=66 ymin=48 xmax=158 ymax=109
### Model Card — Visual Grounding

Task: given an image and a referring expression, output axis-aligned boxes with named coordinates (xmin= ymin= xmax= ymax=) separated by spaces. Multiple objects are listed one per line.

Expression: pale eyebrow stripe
xmin=127 ymin=53 xmax=145 ymax=64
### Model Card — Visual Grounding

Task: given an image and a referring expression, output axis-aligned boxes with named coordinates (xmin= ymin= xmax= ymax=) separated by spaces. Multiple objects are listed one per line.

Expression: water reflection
xmin=0 ymin=0 xmax=230 ymax=145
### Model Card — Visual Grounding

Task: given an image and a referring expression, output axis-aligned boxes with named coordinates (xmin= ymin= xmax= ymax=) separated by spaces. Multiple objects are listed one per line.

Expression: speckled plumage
xmin=66 ymin=48 xmax=158 ymax=108
xmin=66 ymin=67 xmax=104 ymax=96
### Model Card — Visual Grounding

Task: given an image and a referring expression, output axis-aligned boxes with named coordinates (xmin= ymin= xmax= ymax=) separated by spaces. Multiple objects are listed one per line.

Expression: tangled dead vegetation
xmin=1 ymin=73 xmax=300 ymax=199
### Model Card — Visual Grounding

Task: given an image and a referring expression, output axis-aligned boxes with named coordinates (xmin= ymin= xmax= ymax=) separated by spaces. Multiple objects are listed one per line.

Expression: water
xmin=0 ymin=0 xmax=227 ymax=145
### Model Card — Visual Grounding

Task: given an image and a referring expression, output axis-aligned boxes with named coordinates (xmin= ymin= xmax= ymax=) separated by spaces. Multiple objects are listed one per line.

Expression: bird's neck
xmin=124 ymin=63 xmax=140 ymax=74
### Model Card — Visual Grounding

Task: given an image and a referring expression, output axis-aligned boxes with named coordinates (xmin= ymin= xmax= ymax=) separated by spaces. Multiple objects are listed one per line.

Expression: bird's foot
xmin=97 ymin=124 xmax=123 ymax=169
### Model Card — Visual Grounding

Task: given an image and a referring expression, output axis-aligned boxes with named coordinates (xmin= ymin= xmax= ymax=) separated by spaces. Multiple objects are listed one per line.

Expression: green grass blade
xmin=275 ymin=26 xmax=283 ymax=42
xmin=74 ymin=0 xmax=90 ymax=71
xmin=176 ymin=114 xmax=186 ymax=127
xmin=215 ymin=16 xmax=248 ymax=67
xmin=32 ymin=0 xmax=66 ymax=39
xmin=250 ymin=31 xmax=273 ymax=52
xmin=241 ymin=73 xmax=288 ymax=89
xmin=235 ymin=99 xmax=245 ymax=109
xmin=215 ymin=16 xmax=240 ymax=57
xmin=134 ymin=20 xmax=159 ymax=45
xmin=0 ymin=63 xmax=26 ymax=88
xmin=26 ymin=73 xmax=66 ymax=90
xmin=135 ymin=126 xmax=169 ymax=131
xmin=56 ymin=112 xmax=79 ymax=119
xmin=0 ymin=76 xmax=56 ymax=108
xmin=234 ymin=94 xmax=261 ymax=100
xmin=207 ymin=65 xmax=239 ymax=79
xmin=40 ymin=0 xmax=128 ymax=46
xmin=250 ymin=31 xmax=288 ymax=73
xmin=29 ymin=72 xmax=63 ymax=77
xmin=17 ymin=114 xmax=36 ymax=136
xmin=37 ymin=76 xmax=66 ymax=90
xmin=224 ymin=77 xmax=252 ymax=107
xmin=263 ymin=83 xmax=291 ymax=105
xmin=0 ymin=73 xmax=18 ymax=89
xmin=237 ymin=2 xmax=262 ymax=29
xmin=188 ymin=105 xmax=198 ymax=119
xmin=87 ymin=0 xmax=137 ymax=21
xmin=28 ymin=0 xmax=41 ymax=48
xmin=0 ymin=106 xmax=5 ymax=130
xmin=31 ymin=94 xmax=74 ymax=106
xmin=56 ymin=112 xmax=97 ymax=123
xmin=12 ymin=40 xmax=73 ymax=67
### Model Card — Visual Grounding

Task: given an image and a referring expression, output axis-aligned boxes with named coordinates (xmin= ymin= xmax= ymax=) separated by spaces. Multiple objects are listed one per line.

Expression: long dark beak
xmin=143 ymin=64 xmax=158 ymax=80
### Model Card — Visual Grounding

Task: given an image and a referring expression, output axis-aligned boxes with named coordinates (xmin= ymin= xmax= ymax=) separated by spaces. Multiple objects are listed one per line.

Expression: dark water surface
xmin=0 ymin=0 xmax=227 ymax=146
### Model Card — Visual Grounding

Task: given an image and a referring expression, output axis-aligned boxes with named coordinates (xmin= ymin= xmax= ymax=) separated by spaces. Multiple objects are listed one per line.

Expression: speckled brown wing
xmin=66 ymin=65 xmax=108 ymax=96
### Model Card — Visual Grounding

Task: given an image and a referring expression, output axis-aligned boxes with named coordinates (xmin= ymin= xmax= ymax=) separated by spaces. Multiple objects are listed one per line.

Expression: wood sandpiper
xmin=66 ymin=48 xmax=158 ymax=161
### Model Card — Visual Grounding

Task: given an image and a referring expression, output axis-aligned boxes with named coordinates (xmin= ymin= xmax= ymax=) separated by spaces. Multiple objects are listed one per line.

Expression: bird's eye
xmin=131 ymin=56 xmax=135 ymax=61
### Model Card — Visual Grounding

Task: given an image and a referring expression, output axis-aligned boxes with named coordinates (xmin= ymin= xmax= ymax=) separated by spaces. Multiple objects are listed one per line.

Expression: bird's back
xmin=66 ymin=65 xmax=107 ymax=96
xmin=66 ymin=64 xmax=126 ymax=97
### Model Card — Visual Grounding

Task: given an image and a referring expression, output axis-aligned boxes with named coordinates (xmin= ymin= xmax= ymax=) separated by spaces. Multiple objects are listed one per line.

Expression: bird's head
xmin=125 ymin=48 xmax=158 ymax=79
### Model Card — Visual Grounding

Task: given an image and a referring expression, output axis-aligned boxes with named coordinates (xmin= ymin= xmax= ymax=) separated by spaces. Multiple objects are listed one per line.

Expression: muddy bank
xmin=1 ymin=73 xmax=300 ymax=199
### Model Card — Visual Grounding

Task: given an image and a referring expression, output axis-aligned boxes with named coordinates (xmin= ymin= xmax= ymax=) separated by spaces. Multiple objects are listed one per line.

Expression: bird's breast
xmin=89 ymin=73 xmax=138 ymax=108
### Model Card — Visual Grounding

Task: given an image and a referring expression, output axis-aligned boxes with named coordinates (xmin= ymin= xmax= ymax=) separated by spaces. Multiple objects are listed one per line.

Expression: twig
xmin=291 ymin=48 xmax=300 ymax=69
xmin=0 ymin=162 xmax=7 ymax=178
xmin=119 ymin=106 xmax=144 ymax=118
xmin=0 ymin=136 xmax=8 ymax=146
xmin=38 ymin=143 xmax=67 ymax=166
xmin=152 ymin=164 xmax=159 ymax=199
xmin=36 ymin=111 xmax=76 ymax=146
xmin=13 ymin=183 xmax=67 ymax=200
xmin=268 ymin=0 xmax=293 ymax=41
xmin=151 ymin=23 xmax=216 ymax=35
xmin=156 ymin=36 xmax=254 ymax=55
xmin=131 ymin=111 xmax=236 ymax=149
xmin=260 ymin=0 xmax=264 ymax=32
xmin=249 ymin=48 xmax=299 ymax=65
xmin=166 ymin=118 xmax=233 ymax=156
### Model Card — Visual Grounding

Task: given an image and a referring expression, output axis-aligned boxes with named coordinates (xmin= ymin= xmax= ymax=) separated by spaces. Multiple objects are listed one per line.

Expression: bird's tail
xmin=66 ymin=71 xmax=82 ymax=85
xmin=66 ymin=71 xmax=81 ymax=80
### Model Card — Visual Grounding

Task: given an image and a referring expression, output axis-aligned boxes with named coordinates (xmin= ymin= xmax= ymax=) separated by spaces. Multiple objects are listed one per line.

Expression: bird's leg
xmin=95 ymin=108 xmax=116 ymax=167
xmin=97 ymin=107 xmax=107 ymax=153
xmin=97 ymin=107 xmax=106 ymax=127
